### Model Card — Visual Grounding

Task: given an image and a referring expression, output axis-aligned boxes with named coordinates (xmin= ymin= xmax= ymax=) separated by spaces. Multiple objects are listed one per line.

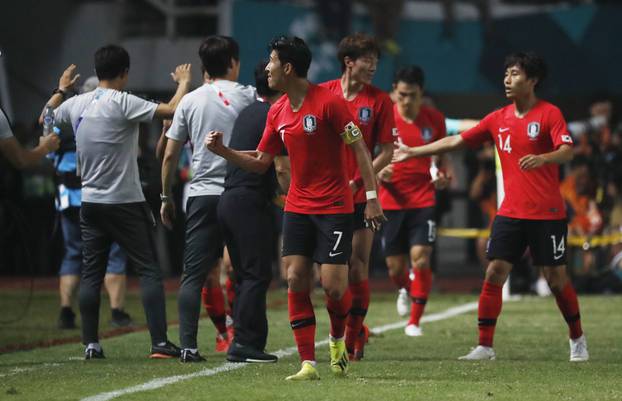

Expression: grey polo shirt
xmin=54 ymin=88 xmax=157 ymax=204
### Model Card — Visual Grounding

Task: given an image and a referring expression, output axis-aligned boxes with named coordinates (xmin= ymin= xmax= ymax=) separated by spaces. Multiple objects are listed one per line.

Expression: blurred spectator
xmin=315 ymin=0 xmax=404 ymax=54
xmin=468 ymin=145 xmax=496 ymax=269
xmin=561 ymin=156 xmax=604 ymax=275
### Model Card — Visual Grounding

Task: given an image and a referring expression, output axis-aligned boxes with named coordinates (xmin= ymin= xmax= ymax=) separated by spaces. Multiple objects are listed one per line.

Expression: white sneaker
xmin=458 ymin=345 xmax=496 ymax=360
xmin=404 ymin=324 xmax=423 ymax=337
xmin=396 ymin=288 xmax=410 ymax=317
xmin=535 ymin=277 xmax=552 ymax=297
xmin=569 ymin=335 xmax=589 ymax=362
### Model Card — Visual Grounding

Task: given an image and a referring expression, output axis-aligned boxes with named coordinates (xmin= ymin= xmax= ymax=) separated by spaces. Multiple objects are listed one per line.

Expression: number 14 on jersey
xmin=497 ymin=133 xmax=512 ymax=154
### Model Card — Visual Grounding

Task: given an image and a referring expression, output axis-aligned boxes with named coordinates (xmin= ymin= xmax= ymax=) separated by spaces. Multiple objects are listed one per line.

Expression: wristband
xmin=52 ymin=88 xmax=67 ymax=100
xmin=366 ymin=190 xmax=377 ymax=200
xmin=160 ymin=194 xmax=171 ymax=203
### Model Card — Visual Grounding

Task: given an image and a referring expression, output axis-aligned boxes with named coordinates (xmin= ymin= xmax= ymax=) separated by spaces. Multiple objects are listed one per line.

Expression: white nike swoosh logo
xmin=329 ymin=251 xmax=343 ymax=257
xmin=499 ymin=128 xmax=510 ymax=132
xmin=554 ymin=253 xmax=564 ymax=260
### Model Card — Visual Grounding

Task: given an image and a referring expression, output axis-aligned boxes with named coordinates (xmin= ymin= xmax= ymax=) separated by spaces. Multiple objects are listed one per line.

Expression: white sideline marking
xmin=0 ymin=363 xmax=62 ymax=378
xmin=81 ymin=300 xmax=482 ymax=401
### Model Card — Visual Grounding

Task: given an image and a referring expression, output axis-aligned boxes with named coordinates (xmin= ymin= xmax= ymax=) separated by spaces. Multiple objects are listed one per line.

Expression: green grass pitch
xmin=0 ymin=290 xmax=620 ymax=401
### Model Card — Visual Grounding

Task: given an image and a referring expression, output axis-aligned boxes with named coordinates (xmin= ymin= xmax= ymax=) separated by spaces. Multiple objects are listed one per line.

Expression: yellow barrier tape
xmin=438 ymin=228 xmax=622 ymax=248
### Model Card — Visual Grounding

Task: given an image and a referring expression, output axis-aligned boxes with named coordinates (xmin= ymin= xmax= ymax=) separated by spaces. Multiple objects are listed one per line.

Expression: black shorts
xmin=486 ymin=215 xmax=567 ymax=266
xmin=282 ymin=212 xmax=353 ymax=265
xmin=381 ymin=207 xmax=436 ymax=256
xmin=352 ymin=202 xmax=369 ymax=231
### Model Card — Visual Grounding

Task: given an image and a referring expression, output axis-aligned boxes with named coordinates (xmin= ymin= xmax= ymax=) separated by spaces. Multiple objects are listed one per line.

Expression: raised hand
xmin=171 ymin=64 xmax=192 ymax=84
xmin=58 ymin=64 xmax=81 ymax=92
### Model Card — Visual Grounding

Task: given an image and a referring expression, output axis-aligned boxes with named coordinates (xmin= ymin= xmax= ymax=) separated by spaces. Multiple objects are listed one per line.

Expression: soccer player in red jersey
xmin=378 ymin=66 xmax=449 ymax=337
xmin=393 ymin=52 xmax=588 ymax=362
xmin=320 ymin=33 xmax=395 ymax=360
xmin=206 ymin=36 xmax=386 ymax=379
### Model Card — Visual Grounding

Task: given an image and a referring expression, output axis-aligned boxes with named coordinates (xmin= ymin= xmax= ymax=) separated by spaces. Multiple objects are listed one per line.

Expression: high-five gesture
xmin=58 ymin=64 xmax=81 ymax=92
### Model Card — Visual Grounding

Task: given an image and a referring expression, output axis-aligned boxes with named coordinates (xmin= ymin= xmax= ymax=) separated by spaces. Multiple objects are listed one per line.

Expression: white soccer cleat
xmin=404 ymin=324 xmax=423 ymax=337
xmin=396 ymin=288 xmax=410 ymax=317
xmin=458 ymin=345 xmax=496 ymax=361
xmin=569 ymin=335 xmax=589 ymax=362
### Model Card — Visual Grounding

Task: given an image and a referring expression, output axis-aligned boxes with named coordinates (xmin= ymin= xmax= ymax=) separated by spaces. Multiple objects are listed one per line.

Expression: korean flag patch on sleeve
xmin=561 ymin=134 xmax=573 ymax=144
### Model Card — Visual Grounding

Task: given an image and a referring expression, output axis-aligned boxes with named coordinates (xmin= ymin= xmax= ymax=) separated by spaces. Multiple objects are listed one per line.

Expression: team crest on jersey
xmin=303 ymin=114 xmax=317 ymax=134
xmin=421 ymin=127 xmax=433 ymax=143
xmin=527 ymin=122 xmax=540 ymax=140
xmin=358 ymin=107 xmax=372 ymax=124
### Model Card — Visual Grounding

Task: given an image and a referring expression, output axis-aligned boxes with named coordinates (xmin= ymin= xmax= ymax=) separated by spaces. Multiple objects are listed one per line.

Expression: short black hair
xmin=199 ymin=35 xmax=240 ymax=78
xmin=254 ymin=60 xmax=278 ymax=98
xmin=337 ymin=33 xmax=380 ymax=72
xmin=504 ymin=51 xmax=547 ymax=90
xmin=94 ymin=45 xmax=130 ymax=80
xmin=393 ymin=65 xmax=425 ymax=88
xmin=268 ymin=36 xmax=312 ymax=78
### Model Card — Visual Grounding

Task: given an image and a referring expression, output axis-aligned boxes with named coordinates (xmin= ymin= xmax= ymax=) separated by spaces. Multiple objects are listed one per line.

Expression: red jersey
xmin=320 ymin=79 xmax=395 ymax=203
xmin=379 ymin=104 xmax=446 ymax=210
xmin=257 ymin=84 xmax=355 ymax=214
xmin=461 ymin=100 xmax=573 ymax=220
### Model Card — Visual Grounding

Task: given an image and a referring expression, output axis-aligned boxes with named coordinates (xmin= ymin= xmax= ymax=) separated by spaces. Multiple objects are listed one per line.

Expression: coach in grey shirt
xmin=160 ymin=35 xmax=256 ymax=362
xmin=51 ymin=45 xmax=191 ymax=359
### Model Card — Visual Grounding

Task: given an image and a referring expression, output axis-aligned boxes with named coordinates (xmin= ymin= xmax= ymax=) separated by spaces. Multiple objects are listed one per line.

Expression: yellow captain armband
xmin=341 ymin=121 xmax=363 ymax=145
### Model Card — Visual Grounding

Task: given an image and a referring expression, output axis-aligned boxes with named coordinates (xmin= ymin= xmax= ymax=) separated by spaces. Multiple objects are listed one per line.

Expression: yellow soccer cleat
xmin=285 ymin=361 xmax=320 ymax=381
xmin=329 ymin=338 xmax=349 ymax=376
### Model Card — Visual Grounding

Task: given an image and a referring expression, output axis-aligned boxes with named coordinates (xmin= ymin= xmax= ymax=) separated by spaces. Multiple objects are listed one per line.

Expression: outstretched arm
xmin=38 ymin=64 xmax=81 ymax=124
xmin=393 ymin=135 xmax=466 ymax=162
xmin=205 ymin=131 xmax=275 ymax=174
xmin=154 ymin=64 xmax=192 ymax=119
xmin=519 ymin=144 xmax=573 ymax=170
xmin=0 ymin=135 xmax=59 ymax=169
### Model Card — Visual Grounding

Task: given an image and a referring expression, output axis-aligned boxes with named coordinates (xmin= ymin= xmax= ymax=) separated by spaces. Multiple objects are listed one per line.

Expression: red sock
xmin=477 ymin=281 xmax=503 ymax=347
xmin=345 ymin=280 xmax=370 ymax=353
xmin=201 ymin=286 xmax=227 ymax=335
xmin=408 ymin=268 xmax=433 ymax=326
xmin=391 ymin=268 xmax=411 ymax=290
xmin=225 ymin=277 xmax=235 ymax=316
xmin=553 ymin=282 xmax=583 ymax=339
xmin=326 ymin=289 xmax=352 ymax=339
xmin=288 ymin=290 xmax=316 ymax=362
